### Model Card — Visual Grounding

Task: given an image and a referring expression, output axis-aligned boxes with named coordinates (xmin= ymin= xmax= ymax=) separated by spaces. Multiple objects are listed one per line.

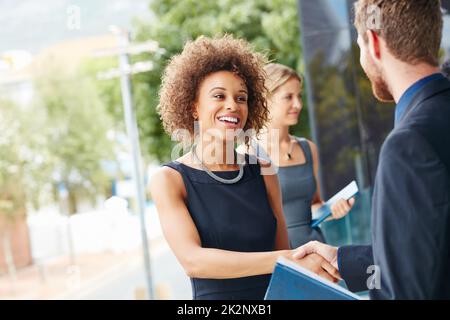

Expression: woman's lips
xmin=217 ymin=119 xmax=241 ymax=129
xmin=217 ymin=115 xmax=241 ymax=128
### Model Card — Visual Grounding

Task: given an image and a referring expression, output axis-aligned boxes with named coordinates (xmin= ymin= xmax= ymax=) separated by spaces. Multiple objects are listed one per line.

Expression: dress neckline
xmin=278 ymin=138 xmax=308 ymax=168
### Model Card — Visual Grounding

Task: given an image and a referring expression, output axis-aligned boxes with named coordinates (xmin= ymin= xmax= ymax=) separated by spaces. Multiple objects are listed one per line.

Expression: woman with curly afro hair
xmin=149 ymin=35 xmax=339 ymax=300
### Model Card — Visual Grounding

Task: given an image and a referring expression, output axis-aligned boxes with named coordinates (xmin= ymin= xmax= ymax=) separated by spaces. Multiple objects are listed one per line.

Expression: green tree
xmin=34 ymin=60 xmax=115 ymax=214
xmin=127 ymin=0 xmax=307 ymax=162
xmin=0 ymin=98 xmax=50 ymax=284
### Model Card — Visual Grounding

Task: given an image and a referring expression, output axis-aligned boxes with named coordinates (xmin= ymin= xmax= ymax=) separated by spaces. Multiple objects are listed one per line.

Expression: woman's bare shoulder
xmin=149 ymin=160 xmax=187 ymax=198
xmin=299 ymin=137 xmax=317 ymax=150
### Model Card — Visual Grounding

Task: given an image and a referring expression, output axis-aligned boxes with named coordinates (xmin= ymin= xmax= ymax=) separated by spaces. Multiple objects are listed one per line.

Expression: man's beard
xmin=365 ymin=59 xmax=395 ymax=103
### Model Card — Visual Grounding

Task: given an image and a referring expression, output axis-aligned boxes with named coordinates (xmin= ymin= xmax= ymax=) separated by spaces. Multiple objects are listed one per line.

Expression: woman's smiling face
xmin=194 ymin=70 xmax=249 ymax=140
xmin=268 ymin=77 xmax=302 ymax=127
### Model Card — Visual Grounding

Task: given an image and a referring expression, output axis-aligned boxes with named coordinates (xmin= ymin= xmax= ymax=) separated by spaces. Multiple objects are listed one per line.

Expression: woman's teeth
xmin=218 ymin=116 xmax=239 ymax=124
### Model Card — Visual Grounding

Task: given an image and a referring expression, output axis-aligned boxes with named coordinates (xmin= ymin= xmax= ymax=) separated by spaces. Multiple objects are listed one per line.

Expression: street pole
xmin=94 ymin=28 xmax=160 ymax=299
xmin=115 ymin=29 xmax=154 ymax=300
xmin=59 ymin=183 xmax=76 ymax=266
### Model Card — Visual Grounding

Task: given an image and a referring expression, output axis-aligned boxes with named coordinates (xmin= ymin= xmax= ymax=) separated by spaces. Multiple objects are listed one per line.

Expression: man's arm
xmin=370 ymin=129 xmax=450 ymax=299
xmin=337 ymin=245 xmax=373 ymax=292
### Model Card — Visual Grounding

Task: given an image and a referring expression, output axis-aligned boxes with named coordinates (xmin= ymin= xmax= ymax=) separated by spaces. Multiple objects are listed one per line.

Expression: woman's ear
xmin=192 ymin=104 xmax=199 ymax=120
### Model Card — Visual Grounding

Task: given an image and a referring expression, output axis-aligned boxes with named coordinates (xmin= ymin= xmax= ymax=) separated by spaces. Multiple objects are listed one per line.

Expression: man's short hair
xmin=442 ymin=59 xmax=450 ymax=78
xmin=354 ymin=0 xmax=443 ymax=66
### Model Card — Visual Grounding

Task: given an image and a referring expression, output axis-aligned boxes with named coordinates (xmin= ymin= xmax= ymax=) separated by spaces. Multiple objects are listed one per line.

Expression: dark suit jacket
xmin=337 ymin=76 xmax=450 ymax=299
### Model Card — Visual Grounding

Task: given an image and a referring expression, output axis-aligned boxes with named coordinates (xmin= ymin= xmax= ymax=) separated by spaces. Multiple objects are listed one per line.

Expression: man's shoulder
xmin=387 ymin=82 xmax=450 ymax=153
xmin=379 ymin=128 xmax=433 ymax=162
xmin=417 ymin=91 xmax=450 ymax=118
xmin=395 ymin=88 xmax=450 ymax=164
xmin=404 ymin=83 xmax=450 ymax=130
xmin=382 ymin=128 xmax=425 ymax=148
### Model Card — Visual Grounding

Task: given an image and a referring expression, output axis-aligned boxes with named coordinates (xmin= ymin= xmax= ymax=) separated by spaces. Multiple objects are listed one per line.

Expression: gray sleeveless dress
xmin=255 ymin=137 xmax=326 ymax=249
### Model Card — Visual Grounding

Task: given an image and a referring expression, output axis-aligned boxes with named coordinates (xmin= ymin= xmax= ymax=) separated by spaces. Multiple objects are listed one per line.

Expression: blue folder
xmin=311 ymin=181 xmax=359 ymax=228
xmin=265 ymin=257 xmax=360 ymax=300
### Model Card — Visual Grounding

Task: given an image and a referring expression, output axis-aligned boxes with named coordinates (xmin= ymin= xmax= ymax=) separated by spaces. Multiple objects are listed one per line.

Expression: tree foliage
xmin=127 ymin=0 xmax=308 ymax=162
xmin=0 ymin=96 xmax=54 ymax=227
xmin=33 ymin=60 xmax=115 ymax=214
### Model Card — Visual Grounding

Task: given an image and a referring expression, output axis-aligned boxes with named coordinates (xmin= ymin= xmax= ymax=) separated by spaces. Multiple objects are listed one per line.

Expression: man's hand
xmin=294 ymin=241 xmax=339 ymax=270
xmin=289 ymin=252 xmax=340 ymax=283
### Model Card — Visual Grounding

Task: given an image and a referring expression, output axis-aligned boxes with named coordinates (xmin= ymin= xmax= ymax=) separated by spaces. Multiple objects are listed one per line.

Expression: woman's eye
xmin=214 ymin=94 xmax=224 ymax=99
xmin=237 ymin=96 xmax=248 ymax=102
xmin=285 ymin=95 xmax=292 ymax=100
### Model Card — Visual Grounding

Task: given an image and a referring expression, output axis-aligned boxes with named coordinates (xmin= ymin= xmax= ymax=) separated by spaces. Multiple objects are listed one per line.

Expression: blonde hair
xmin=264 ymin=63 xmax=302 ymax=96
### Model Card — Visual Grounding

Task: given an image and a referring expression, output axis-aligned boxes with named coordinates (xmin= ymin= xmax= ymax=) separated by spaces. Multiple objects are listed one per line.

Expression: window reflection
xmin=442 ymin=1 xmax=450 ymax=58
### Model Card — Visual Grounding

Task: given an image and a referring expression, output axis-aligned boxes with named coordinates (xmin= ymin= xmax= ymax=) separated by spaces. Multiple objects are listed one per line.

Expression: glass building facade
xmin=297 ymin=0 xmax=450 ymax=246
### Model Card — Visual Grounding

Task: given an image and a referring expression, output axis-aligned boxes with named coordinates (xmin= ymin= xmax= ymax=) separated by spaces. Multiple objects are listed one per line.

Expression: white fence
xmin=27 ymin=197 xmax=162 ymax=261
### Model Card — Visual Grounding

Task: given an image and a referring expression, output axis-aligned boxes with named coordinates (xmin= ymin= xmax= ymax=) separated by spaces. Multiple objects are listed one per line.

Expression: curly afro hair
xmin=158 ymin=35 xmax=269 ymax=142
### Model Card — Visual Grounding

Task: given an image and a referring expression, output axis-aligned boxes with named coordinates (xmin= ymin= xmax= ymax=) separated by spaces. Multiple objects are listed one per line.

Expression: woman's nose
xmin=226 ymin=100 xmax=238 ymax=111
xmin=293 ymin=98 xmax=302 ymax=110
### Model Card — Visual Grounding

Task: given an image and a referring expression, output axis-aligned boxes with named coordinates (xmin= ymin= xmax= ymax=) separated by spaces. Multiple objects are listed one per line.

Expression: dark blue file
xmin=265 ymin=257 xmax=360 ymax=300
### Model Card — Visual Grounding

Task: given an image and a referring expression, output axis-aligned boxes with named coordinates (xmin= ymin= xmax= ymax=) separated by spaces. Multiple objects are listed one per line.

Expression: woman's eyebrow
xmin=208 ymin=87 xmax=248 ymax=94
xmin=209 ymin=87 xmax=226 ymax=93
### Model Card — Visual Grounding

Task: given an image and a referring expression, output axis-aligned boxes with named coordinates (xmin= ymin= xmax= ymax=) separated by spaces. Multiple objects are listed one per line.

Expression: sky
xmin=2 ymin=0 xmax=449 ymax=59
xmin=1 ymin=0 xmax=153 ymax=54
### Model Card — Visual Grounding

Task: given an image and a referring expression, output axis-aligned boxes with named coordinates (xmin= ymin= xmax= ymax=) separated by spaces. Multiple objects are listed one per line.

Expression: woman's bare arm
xmin=150 ymin=166 xmax=339 ymax=281
xmin=150 ymin=167 xmax=292 ymax=279
xmin=308 ymin=140 xmax=326 ymax=212
xmin=261 ymin=171 xmax=290 ymax=250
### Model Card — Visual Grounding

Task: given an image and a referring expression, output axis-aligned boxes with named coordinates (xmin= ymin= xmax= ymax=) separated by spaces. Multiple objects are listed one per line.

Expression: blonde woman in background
xmin=252 ymin=63 xmax=355 ymax=248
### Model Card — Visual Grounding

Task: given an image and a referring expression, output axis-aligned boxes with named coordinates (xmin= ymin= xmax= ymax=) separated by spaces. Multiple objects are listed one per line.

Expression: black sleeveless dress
xmin=163 ymin=154 xmax=277 ymax=300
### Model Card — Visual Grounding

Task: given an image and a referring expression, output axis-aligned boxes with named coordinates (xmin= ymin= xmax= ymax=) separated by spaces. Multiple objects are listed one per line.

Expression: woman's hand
xmin=285 ymin=250 xmax=341 ymax=283
xmin=330 ymin=197 xmax=355 ymax=220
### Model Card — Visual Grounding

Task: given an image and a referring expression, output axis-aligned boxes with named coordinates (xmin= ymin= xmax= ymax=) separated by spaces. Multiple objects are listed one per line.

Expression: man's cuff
xmin=337 ymin=245 xmax=373 ymax=293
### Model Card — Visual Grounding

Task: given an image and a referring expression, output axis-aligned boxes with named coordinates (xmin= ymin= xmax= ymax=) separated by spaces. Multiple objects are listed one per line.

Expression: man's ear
xmin=366 ymin=29 xmax=381 ymax=62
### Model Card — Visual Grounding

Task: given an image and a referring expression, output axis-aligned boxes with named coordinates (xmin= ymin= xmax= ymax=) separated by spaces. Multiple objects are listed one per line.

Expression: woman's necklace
xmin=286 ymin=136 xmax=295 ymax=161
xmin=191 ymin=143 xmax=244 ymax=184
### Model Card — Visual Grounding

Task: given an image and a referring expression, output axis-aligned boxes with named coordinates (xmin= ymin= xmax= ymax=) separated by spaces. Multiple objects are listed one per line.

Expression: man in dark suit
xmin=294 ymin=0 xmax=450 ymax=299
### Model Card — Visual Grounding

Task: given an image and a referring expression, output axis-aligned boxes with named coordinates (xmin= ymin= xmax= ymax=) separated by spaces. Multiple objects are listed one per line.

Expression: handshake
xmin=287 ymin=241 xmax=340 ymax=283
